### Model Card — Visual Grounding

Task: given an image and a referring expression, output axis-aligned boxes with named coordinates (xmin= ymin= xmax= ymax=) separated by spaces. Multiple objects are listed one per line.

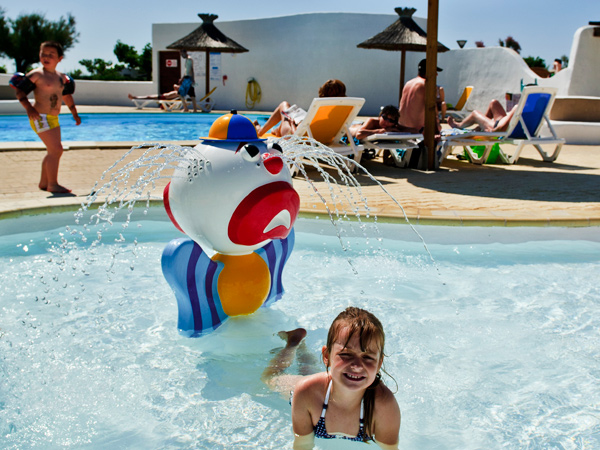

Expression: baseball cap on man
xmin=418 ymin=59 xmax=443 ymax=74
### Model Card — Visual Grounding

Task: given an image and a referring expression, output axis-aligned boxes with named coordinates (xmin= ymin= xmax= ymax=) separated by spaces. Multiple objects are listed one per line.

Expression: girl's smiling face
xmin=324 ymin=326 xmax=383 ymax=391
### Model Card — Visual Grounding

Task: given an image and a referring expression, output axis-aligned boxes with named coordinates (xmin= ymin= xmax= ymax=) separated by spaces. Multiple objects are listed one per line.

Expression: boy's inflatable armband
xmin=9 ymin=73 xmax=35 ymax=94
xmin=62 ymin=75 xmax=75 ymax=95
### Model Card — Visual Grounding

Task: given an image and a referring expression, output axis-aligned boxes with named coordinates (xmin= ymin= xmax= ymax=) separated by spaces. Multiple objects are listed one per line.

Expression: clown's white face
xmin=165 ymin=139 xmax=299 ymax=255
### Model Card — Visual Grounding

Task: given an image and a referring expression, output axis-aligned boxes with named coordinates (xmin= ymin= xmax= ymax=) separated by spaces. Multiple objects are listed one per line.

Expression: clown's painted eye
xmin=269 ymin=142 xmax=283 ymax=153
xmin=241 ymin=144 xmax=261 ymax=162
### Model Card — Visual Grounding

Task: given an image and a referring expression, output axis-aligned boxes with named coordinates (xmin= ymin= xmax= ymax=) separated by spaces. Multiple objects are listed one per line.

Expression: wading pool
xmin=0 ymin=210 xmax=599 ymax=449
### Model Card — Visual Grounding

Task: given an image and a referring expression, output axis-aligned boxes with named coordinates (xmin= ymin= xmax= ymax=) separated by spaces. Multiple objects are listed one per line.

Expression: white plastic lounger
xmin=131 ymin=98 xmax=159 ymax=109
xmin=290 ymin=97 xmax=366 ymax=171
xmin=446 ymin=86 xmax=473 ymax=121
xmin=439 ymin=86 xmax=565 ymax=165
xmin=363 ymin=133 xmax=424 ymax=167
xmin=159 ymin=87 xmax=217 ymax=112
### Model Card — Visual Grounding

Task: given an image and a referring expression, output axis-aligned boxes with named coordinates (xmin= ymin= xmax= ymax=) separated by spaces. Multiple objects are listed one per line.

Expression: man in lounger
xmin=447 ymin=99 xmax=517 ymax=132
xmin=398 ymin=59 xmax=442 ymax=134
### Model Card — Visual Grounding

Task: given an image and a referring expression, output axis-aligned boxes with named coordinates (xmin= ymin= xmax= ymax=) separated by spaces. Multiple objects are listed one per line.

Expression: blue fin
xmin=255 ymin=228 xmax=295 ymax=308
xmin=161 ymin=238 xmax=228 ymax=337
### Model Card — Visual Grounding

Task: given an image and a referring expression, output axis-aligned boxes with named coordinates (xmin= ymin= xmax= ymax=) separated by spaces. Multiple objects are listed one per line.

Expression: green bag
xmin=464 ymin=143 xmax=502 ymax=164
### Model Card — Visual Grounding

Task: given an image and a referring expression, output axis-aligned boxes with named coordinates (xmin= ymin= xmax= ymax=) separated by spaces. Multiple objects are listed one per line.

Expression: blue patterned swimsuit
xmin=313 ymin=380 xmax=374 ymax=442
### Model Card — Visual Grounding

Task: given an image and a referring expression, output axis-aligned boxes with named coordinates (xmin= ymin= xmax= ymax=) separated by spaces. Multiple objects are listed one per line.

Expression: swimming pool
xmin=0 ymin=113 xmax=269 ymax=142
xmin=1 ymin=209 xmax=599 ymax=449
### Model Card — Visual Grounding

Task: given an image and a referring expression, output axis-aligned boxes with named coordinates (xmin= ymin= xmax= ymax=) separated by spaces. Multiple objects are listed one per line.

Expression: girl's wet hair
xmin=326 ymin=306 xmax=385 ymax=358
xmin=325 ymin=306 xmax=386 ymax=441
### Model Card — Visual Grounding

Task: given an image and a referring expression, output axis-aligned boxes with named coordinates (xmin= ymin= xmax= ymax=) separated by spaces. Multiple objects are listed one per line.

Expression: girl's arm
xmin=373 ymin=385 xmax=401 ymax=449
xmin=291 ymin=375 xmax=323 ymax=450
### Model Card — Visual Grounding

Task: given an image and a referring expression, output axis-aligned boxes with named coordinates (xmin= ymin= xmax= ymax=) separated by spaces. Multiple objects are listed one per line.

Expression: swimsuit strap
xmin=319 ymin=379 xmax=333 ymax=418
xmin=320 ymin=379 xmax=365 ymax=424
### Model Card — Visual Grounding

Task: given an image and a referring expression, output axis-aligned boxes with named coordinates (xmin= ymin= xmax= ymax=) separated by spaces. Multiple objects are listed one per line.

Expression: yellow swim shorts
xmin=30 ymin=114 xmax=60 ymax=134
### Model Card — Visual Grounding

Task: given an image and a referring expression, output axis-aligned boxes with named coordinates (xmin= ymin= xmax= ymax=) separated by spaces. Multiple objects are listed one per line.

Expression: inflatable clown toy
xmin=161 ymin=111 xmax=300 ymax=336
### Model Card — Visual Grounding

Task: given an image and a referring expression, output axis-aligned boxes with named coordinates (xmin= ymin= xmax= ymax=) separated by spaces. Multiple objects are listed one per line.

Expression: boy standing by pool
xmin=11 ymin=41 xmax=81 ymax=194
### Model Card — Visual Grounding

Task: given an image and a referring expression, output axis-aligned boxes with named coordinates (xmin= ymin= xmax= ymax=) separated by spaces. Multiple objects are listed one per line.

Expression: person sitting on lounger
xmin=128 ymin=84 xmax=181 ymax=101
xmin=256 ymin=79 xmax=347 ymax=137
xmin=350 ymin=105 xmax=414 ymax=140
xmin=447 ymin=99 xmax=517 ymax=132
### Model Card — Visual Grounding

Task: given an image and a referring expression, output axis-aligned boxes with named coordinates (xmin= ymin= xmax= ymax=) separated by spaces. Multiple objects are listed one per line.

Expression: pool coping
xmin=1 ymin=199 xmax=598 ymax=228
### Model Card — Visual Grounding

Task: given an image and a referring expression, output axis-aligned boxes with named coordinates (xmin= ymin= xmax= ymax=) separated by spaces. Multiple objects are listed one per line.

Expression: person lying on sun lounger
xmin=447 ymin=99 xmax=517 ymax=132
xmin=350 ymin=105 xmax=416 ymax=140
xmin=255 ymin=79 xmax=347 ymax=137
xmin=128 ymin=84 xmax=181 ymax=101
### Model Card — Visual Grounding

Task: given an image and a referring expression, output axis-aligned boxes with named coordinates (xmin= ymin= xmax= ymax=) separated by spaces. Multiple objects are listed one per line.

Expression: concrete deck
xmin=1 ymin=106 xmax=599 ymax=227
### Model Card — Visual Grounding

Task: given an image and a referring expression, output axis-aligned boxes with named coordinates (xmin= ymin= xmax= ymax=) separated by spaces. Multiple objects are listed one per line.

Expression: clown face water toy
xmin=161 ymin=111 xmax=300 ymax=336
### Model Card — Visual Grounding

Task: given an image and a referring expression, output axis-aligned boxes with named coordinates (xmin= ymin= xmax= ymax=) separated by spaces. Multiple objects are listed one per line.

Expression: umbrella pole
xmin=205 ymin=51 xmax=210 ymax=101
xmin=398 ymin=50 xmax=406 ymax=105
xmin=424 ymin=0 xmax=440 ymax=171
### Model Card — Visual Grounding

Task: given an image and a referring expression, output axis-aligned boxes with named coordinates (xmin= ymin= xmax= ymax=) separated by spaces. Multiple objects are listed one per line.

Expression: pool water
xmin=0 ymin=211 xmax=599 ymax=449
xmin=0 ymin=113 xmax=268 ymax=142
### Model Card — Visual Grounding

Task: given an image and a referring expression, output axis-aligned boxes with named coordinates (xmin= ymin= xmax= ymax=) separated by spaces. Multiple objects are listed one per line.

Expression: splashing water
xmin=56 ymin=138 xmax=435 ymax=279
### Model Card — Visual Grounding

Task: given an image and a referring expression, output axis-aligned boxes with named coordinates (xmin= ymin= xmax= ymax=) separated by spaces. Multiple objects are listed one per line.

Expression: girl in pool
xmin=262 ymin=307 xmax=401 ymax=449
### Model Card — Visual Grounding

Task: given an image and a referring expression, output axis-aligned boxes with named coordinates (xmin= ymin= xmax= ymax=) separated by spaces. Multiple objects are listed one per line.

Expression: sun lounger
xmin=131 ymin=98 xmax=159 ymax=110
xmin=439 ymin=86 xmax=565 ymax=165
xmin=446 ymin=86 xmax=473 ymax=121
xmin=158 ymin=87 xmax=218 ymax=112
xmin=291 ymin=97 xmax=366 ymax=170
xmin=362 ymin=132 xmax=424 ymax=168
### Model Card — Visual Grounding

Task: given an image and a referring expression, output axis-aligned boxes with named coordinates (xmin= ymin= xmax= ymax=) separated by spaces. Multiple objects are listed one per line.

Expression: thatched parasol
xmin=357 ymin=7 xmax=449 ymax=103
xmin=167 ymin=13 xmax=249 ymax=98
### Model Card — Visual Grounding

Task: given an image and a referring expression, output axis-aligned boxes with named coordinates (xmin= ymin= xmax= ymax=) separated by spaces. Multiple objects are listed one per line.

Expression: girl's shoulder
xmin=293 ymin=372 xmax=328 ymax=405
xmin=374 ymin=382 xmax=399 ymax=409
xmin=373 ymin=382 xmax=401 ymax=424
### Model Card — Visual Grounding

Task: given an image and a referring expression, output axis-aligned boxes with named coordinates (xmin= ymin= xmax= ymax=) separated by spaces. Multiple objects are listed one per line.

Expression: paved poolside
xmin=1 ymin=105 xmax=599 ymax=227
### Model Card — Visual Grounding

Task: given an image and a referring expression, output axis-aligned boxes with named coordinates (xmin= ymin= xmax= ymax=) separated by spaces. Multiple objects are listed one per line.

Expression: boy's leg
xmin=38 ymin=127 xmax=71 ymax=193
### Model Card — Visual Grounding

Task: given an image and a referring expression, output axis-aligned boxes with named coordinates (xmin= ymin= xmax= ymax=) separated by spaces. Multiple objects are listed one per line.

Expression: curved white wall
xmin=566 ymin=26 xmax=600 ymax=97
xmin=3 ymin=15 xmax=596 ymax=118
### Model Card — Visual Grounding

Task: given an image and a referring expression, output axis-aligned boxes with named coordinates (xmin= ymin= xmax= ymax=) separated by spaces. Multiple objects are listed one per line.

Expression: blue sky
xmin=1 ymin=0 xmax=596 ymax=73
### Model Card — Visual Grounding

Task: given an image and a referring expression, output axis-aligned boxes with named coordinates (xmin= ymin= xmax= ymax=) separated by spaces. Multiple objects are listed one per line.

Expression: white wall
xmin=0 ymin=73 xmax=153 ymax=108
xmin=3 ymin=15 xmax=596 ymax=117
xmin=153 ymin=13 xmax=407 ymax=115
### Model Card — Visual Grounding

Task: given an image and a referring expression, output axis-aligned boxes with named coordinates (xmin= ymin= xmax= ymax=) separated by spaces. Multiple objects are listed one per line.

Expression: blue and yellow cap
xmin=200 ymin=110 xmax=266 ymax=142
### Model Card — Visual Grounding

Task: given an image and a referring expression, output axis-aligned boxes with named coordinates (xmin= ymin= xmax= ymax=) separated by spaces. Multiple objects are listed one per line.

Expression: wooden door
xmin=159 ymin=51 xmax=182 ymax=95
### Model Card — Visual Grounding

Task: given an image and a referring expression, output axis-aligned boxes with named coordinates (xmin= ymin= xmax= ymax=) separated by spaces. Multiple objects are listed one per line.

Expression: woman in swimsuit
xmin=262 ymin=307 xmax=401 ymax=449
xmin=447 ymin=98 xmax=517 ymax=132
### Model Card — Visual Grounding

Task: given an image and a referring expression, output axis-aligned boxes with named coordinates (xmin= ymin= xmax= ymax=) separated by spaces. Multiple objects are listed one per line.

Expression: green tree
xmin=523 ymin=56 xmax=546 ymax=68
xmin=499 ymin=36 xmax=521 ymax=54
xmin=78 ymin=41 xmax=152 ymax=81
xmin=0 ymin=9 xmax=79 ymax=73
xmin=78 ymin=58 xmax=126 ymax=80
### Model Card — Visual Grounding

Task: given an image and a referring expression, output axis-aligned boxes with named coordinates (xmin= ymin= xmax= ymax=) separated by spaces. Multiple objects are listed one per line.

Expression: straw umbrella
xmin=167 ymin=13 xmax=249 ymax=99
xmin=357 ymin=7 xmax=449 ymax=104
